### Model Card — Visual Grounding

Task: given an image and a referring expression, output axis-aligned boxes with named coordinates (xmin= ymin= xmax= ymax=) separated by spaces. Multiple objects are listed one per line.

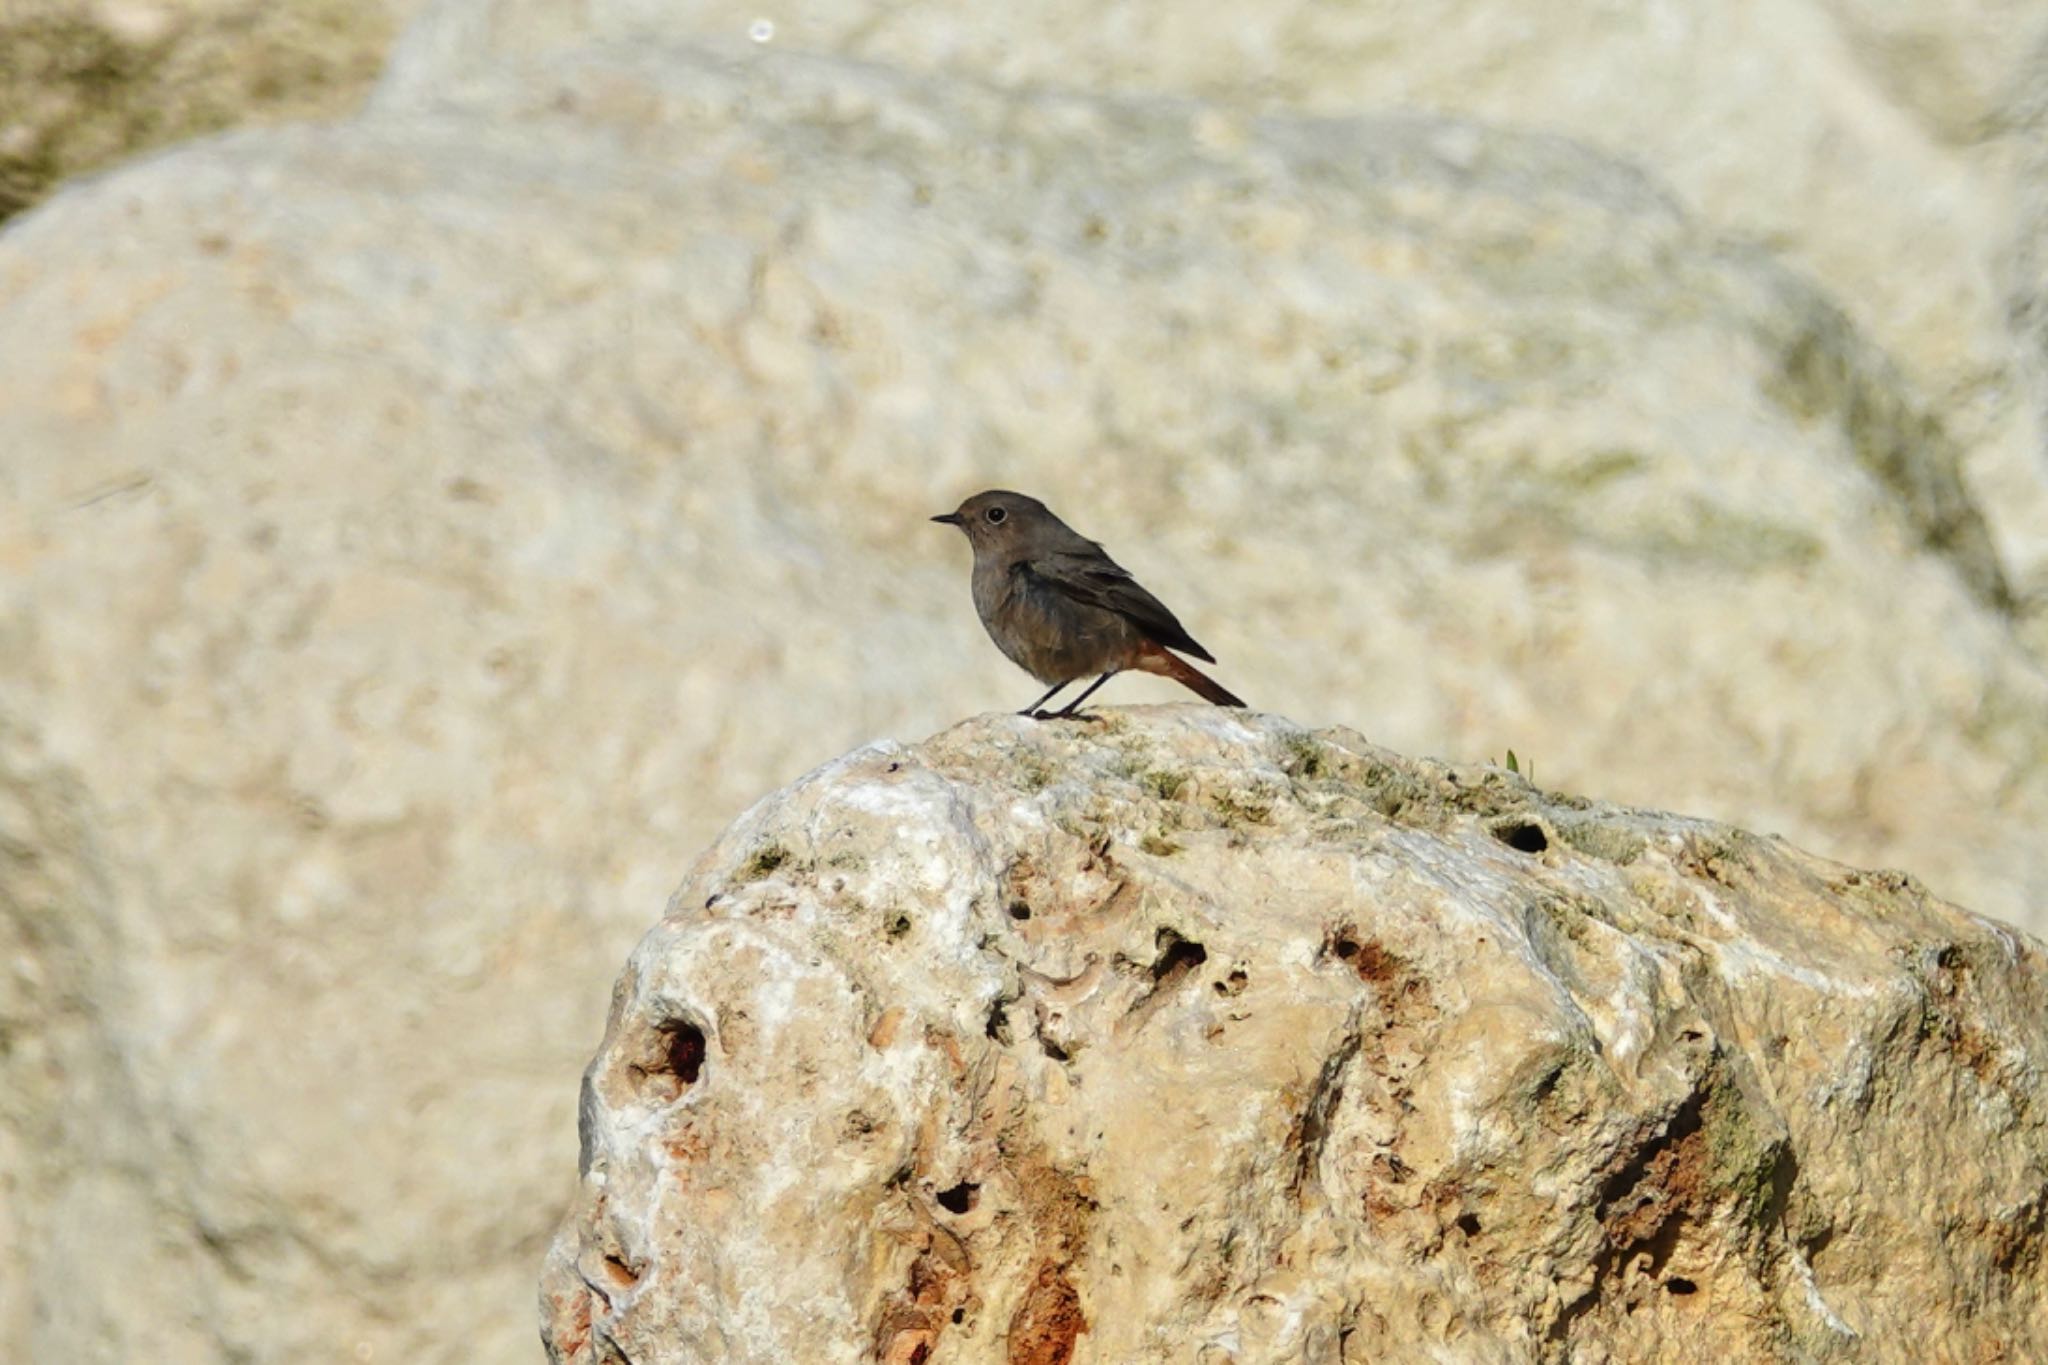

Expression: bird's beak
xmin=930 ymin=512 xmax=964 ymax=526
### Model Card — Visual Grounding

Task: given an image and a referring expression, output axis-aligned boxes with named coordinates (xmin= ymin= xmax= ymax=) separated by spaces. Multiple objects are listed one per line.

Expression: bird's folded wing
xmin=1023 ymin=552 xmax=1216 ymax=662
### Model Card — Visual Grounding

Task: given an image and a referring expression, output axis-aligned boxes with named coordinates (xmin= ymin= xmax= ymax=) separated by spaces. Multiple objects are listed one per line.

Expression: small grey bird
xmin=932 ymin=490 xmax=1246 ymax=717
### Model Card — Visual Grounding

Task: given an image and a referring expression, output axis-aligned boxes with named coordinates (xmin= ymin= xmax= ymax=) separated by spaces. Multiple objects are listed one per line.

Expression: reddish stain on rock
xmin=874 ymin=1226 xmax=971 ymax=1363
xmin=1006 ymin=1261 xmax=1087 ymax=1365
xmin=544 ymin=1286 xmax=592 ymax=1361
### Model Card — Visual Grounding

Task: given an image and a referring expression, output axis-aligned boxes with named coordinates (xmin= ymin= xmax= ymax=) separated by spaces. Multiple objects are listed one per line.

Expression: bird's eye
xmin=985 ymin=506 xmax=1008 ymax=525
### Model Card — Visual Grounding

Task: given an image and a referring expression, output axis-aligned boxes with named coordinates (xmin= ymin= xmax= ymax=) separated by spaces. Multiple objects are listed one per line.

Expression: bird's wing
xmin=1023 ymin=550 xmax=1217 ymax=662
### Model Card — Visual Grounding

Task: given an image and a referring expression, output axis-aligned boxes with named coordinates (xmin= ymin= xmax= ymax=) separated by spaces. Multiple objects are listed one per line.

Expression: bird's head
xmin=930 ymin=489 xmax=1055 ymax=556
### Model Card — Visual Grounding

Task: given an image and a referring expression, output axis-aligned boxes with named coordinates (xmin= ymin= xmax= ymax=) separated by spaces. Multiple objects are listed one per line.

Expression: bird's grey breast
xmin=971 ymin=554 xmax=1134 ymax=683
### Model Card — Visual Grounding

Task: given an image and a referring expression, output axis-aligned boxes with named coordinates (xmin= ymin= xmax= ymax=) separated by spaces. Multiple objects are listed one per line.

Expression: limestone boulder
xmin=543 ymin=708 xmax=2048 ymax=1363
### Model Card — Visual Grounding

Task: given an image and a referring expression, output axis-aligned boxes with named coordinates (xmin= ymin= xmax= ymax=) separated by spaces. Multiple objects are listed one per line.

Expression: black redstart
xmin=932 ymin=490 xmax=1246 ymax=717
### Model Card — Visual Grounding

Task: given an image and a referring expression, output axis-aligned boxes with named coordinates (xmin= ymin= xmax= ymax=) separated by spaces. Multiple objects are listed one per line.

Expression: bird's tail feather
xmin=1138 ymin=647 xmax=1246 ymax=708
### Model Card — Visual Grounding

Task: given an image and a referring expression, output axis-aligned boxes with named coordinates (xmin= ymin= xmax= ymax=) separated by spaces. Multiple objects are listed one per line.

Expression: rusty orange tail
xmin=1135 ymin=643 xmax=1246 ymax=708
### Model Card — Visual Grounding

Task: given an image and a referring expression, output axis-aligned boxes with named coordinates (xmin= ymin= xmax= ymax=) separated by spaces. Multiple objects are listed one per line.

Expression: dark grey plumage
xmin=932 ymin=489 xmax=1244 ymax=716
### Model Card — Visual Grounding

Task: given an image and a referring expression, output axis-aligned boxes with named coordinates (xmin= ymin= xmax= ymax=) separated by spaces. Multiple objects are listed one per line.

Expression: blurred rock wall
xmin=1 ymin=2 xmax=2044 ymax=1361
xmin=0 ymin=0 xmax=420 ymax=221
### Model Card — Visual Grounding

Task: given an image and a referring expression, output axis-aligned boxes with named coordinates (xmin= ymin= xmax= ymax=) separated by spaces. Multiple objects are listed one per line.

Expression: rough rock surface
xmin=544 ymin=708 xmax=2048 ymax=1364
xmin=4 ymin=4 xmax=2048 ymax=1362
xmin=0 ymin=0 xmax=421 ymax=222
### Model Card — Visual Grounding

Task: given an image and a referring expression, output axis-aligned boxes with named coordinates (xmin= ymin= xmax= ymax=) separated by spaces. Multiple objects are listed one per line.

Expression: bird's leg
xmin=1019 ymin=679 xmax=1071 ymax=717
xmin=1049 ymin=672 xmax=1117 ymax=719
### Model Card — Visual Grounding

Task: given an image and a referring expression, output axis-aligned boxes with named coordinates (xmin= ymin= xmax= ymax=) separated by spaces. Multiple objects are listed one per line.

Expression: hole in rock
xmin=628 ymin=1018 xmax=707 ymax=1101
xmin=1151 ymin=929 xmax=1208 ymax=983
xmin=985 ymin=999 xmax=1013 ymax=1044
xmin=1456 ymin=1213 xmax=1481 ymax=1237
xmin=1007 ymin=901 xmax=1033 ymax=921
xmin=1213 ymin=968 xmax=1249 ymax=997
xmin=602 ymin=1254 xmax=640 ymax=1287
xmin=1323 ymin=929 xmax=1414 ymax=993
xmin=936 ymin=1181 xmax=979 ymax=1215
xmin=663 ymin=1022 xmax=706 ymax=1084
xmin=888 ymin=913 xmax=913 ymax=939
xmin=1492 ymin=819 xmax=1549 ymax=854
xmin=909 ymin=1345 xmax=929 ymax=1365
xmin=951 ymin=1308 xmax=966 ymax=1324
xmin=1667 ymin=1277 xmax=1697 ymax=1295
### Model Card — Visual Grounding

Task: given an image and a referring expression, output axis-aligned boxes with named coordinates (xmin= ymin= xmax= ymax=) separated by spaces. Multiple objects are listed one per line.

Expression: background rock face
xmin=387 ymin=0 xmax=2048 ymax=605
xmin=544 ymin=709 xmax=2048 ymax=1364
xmin=2 ymin=2 xmax=2047 ymax=1361
xmin=0 ymin=0 xmax=421 ymax=222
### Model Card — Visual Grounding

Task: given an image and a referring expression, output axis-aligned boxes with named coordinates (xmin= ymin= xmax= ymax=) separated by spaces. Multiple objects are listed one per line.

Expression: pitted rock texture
xmin=543 ymin=709 xmax=2048 ymax=1365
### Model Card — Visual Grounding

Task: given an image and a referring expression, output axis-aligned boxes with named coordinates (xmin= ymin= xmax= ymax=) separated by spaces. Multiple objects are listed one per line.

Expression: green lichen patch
xmin=738 ymin=842 xmax=793 ymax=882
xmin=1135 ymin=766 xmax=1190 ymax=802
xmin=1277 ymin=730 xmax=1332 ymax=781
xmin=1013 ymin=751 xmax=1056 ymax=793
xmin=1138 ymin=831 xmax=1184 ymax=857
xmin=1558 ymin=818 xmax=1648 ymax=865
xmin=1206 ymin=784 xmax=1280 ymax=828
